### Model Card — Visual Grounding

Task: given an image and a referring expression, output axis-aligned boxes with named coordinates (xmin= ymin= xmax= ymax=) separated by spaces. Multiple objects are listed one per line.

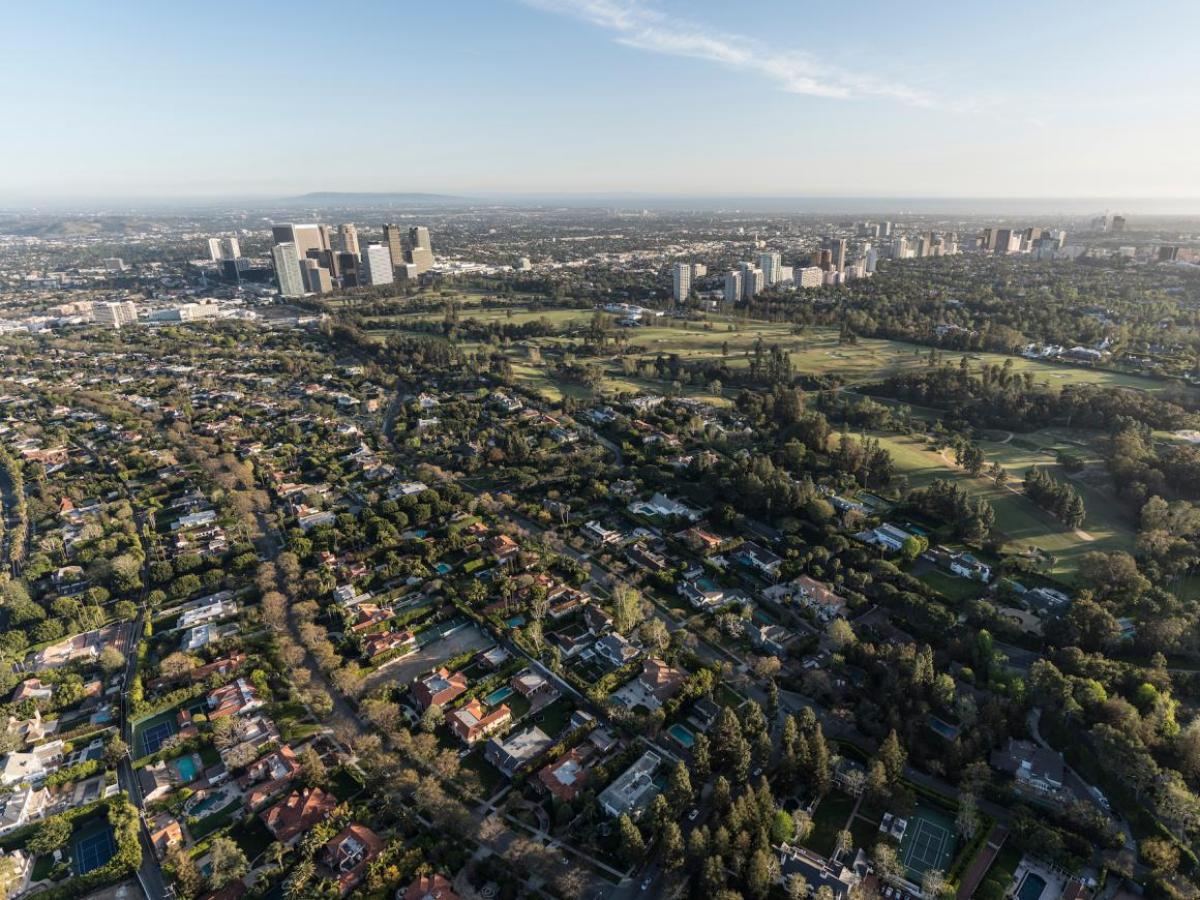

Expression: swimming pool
xmin=506 ymin=616 xmax=525 ymax=628
xmin=667 ymin=723 xmax=695 ymax=748
xmin=484 ymin=686 xmax=514 ymax=706
xmin=1017 ymin=873 xmax=1047 ymax=900
xmin=175 ymin=755 xmax=197 ymax=783
xmin=435 ymin=562 xmax=453 ymax=575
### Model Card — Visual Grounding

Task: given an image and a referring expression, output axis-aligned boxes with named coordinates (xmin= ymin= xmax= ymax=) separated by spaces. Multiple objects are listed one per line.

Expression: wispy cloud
xmin=522 ymin=0 xmax=939 ymax=107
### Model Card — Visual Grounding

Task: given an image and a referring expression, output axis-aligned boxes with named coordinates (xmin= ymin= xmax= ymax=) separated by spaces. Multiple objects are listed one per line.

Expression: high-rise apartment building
xmin=383 ymin=224 xmax=406 ymax=274
xmin=796 ymin=267 xmax=824 ymax=288
xmin=207 ymin=238 xmax=223 ymax=261
xmin=362 ymin=243 xmax=394 ymax=286
xmin=758 ymin=251 xmax=782 ymax=286
xmin=409 ymin=226 xmax=432 ymax=253
xmin=207 ymin=237 xmax=241 ymax=261
xmin=271 ymin=243 xmax=306 ymax=298
xmin=827 ymin=238 xmax=848 ymax=272
xmin=723 ymin=270 xmax=742 ymax=304
xmin=301 ymin=259 xmax=332 ymax=294
xmin=690 ymin=263 xmax=707 ymax=278
xmin=672 ymin=263 xmax=691 ymax=302
xmin=742 ymin=266 xmax=764 ymax=300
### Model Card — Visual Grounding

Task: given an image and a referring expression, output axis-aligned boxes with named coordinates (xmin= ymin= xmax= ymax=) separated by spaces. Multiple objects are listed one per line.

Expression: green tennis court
xmin=899 ymin=803 xmax=957 ymax=878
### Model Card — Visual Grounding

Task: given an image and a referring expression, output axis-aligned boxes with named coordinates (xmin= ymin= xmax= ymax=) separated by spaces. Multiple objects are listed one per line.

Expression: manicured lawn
xmin=188 ymin=800 xmax=243 ymax=841
xmin=533 ymin=698 xmax=575 ymax=738
xmin=805 ymin=793 xmax=857 ymax=857
xmin=919 ymin=569 xmax=984 ymax=604
xmin=226 ymin=816 xmax=275 ymax=864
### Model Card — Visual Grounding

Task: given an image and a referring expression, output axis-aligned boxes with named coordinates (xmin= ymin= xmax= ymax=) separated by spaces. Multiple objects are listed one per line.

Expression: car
xmin=752 ymin=766 xmax=763 ymax=778
xmin=687 ymin=808 xmax=700 ymax=821
xmin=640 ymin=876 xmax=654 ymax=892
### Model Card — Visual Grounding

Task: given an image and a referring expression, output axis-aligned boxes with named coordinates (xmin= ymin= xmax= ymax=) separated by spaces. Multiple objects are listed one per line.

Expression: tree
xmin=834 ymin=828 xmax=853 ymax=859
xmin=827 ymin=617 xmax=857 ymax=650
xmin=618 ymin=813 xmax=646 ymax=865
xmin=1140 ymin=837 xmax=1180 ymax=875
xmin=661 ymin=821 xmax=685 ymax=869
xmin=420 ymin=704 xmax=445 ymax=734
xmin=612 ymin=584 xmax=645 ymax=634
xmin=771 ymin=809 xmax=796 ymax=844
xmin=792 ymin=810 xmax=814 ymax=843
xmin=640 ymin=618 xmax=670 ymax=654
xmin=105 ymin=736 xmax=129 ymax=766
xmin=872 ymin=843 xmax=904 ymax=886
xmin=921 ymin=869 xmax=947 ymax=900
xmin=98 ymin=645 xmax=125 ymax=675
xmin=28 ymin=816 xmax=71 ymax=855
xmin=299 ymin=744 xmax=327 ymax=787
xmin=208 ymin=836 xmax=248 ymax=890
xmin=167 ymin=845 xmax=203 ymax=900
xmin=787 ymin=874 xmax=810 ymax=900
xmin=159 ymin=652 xmax=198 ymax=680
xmin=667 ymin=761 xmax=694 ymax=811
xmin=746 ymin=848 xmax=777 ymax=900
xmin=878 ymin=729 xmax=906 ymax=782
xmin=956 ymin=792 xmax=980 ymax=840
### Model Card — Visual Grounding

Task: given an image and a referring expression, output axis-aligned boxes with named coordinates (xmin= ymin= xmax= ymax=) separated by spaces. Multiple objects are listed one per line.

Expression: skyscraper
xmin=301 ymin=259 xmax=332 ymax=294
xmin=409 ymin=226 xmax=432 ymax=253
xmin=723 ymin=270 xmax=742 ymax=304
xmin=272 ymin=224 xmax=327 ymax=260
xmin=825 ymin=238 xmax=847 ymax=272
xmin=362 ymin=243 xmax=394 ymax=286
xmin=758 ymin=251 xmax=782 ymax=286
xmin=208 ymin=237 xmax=240 ymax=261
xmin=383 ymin=224 xmax=406 ymax=275
xmin=207 ymin=238 xmax=223 ymax=261
xmin=92 ymin=300 xmax=138 ymax=329
xmin=336 ymin=224 xmax=360 ymax=257
xmin=271 ymin=243 xmax=305 ymax=298
xmin=742 ymin=266 xmax=764 ymax=300
xmin=672 ymin=263 xmax=691 ymax=302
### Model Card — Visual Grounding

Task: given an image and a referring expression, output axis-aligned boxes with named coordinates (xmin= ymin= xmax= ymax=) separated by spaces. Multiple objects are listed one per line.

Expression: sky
xmin=2 ymin=0 xmax=1199 ymax=204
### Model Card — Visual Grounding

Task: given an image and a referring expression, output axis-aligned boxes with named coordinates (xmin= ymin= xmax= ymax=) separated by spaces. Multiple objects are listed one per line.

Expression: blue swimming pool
xmin=435 ymin=562 xmax=452 ymax=575
xmin=176 ymin=756 xmax=197 ymax=783
xmin=667 ymin=723 xmax=695 ymax=748
xmin=1017 ymin=874 xmax=1047 ymax=900
xmin=484 ymin=686 xmax=514 ymax=706
xmin=506 ymin=615 xmax=525 ymax=628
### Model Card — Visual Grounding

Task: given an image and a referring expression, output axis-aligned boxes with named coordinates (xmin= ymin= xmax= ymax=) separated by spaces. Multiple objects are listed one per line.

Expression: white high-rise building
xmin=271 ymin=242 xmax=306 ymax=298
xmin=223 ymin=238 xmax=241 ymax=259
xmin=758 ymin=251 xmax=782 ymax=286
xmin=742 ymin=267 xmax=764 ymax=299
xmin=672 ymin=263 xmax=691 ymax=302
xmin=207 ymin=238 xmax=223 ymax=261
xmin=723 ymin=270 xmax=742 ymax=304
xmin=690 ymin=262 xmax=707 ymax=278
xmin=93 ymin=300 xmax=138 ymax=329
xmin=362 ymin=243 xmax=394 ymax=287
xmin=796 ymin=267 xmax=824 ymax=288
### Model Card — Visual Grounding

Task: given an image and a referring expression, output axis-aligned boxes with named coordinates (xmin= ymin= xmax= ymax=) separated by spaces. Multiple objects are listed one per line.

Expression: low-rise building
xmin=447 ymin=699 xmax=512 ymax=745
xmin=598 ymin=750 xmax=661 ymax=819
xmin=485 ymin=726 xmax=554 ymax=777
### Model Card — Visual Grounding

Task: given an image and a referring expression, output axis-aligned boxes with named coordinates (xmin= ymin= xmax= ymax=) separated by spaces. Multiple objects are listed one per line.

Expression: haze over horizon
xmin=4 ymin=0 xmax=1199 ymax=204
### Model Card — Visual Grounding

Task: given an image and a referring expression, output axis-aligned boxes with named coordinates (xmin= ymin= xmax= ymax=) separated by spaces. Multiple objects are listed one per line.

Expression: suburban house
xmin=628 ymin=493 xmax=702 ymax=522
xmin=681 ymin=527 xmax=727 ymax=556
xmin=0 ymin=741 xmax=63 ymax=786
xmin=598 ymin=750 xmax=661 ymax=819
xmin=147 ymin=813 xmax=184 ymax=858
xmin=638 ymin=658 xmax=687 ymax=704
xmin=238 ymin=745 xmax=302 ymax=808
xmin=511 ymin=669 xmax=559 ymax=705
xmin=485 ymin=726 xmax=554 ymax=777
xmin=177 ymin=591 xmax=238 ymax=629
xmin=990 ymin=738 xmax=1066 ymax=798
xmin=0 ymin=784 xmax=49 ymax=834
xmin=348 ymin=603 xmax=394 ymax=633
xmin=320 ymin=823 xmax=384 ymax=896
xmin=776 ymin=844 xmax=860 ymax=900
xmin=447 ymin=699 xmax=512 ymax=745
xmin=206 ymin=678 xmax=263 ymax=719
xmin=403 ymin=873 xmax=460 ymax=900
xmin=948 ymin=551 xmax=992 ymax=582
xmin=594 ymin=634 xmax=640 ymax=668
xmin=361 ymin=630 xmax=416 ymax=660
xmin=538 ymin=746 xmax=593 ymax=802
xmin=412 ymin=668 xmax=468 ymax=710
xmin=261 ymin=787 xmax=339 ymax=844
xmin=750 ymin=623 xmax=794 ymax=656
xmin=581 ymin=520 xmax=622 ymax=547
xmin=865 ymin=523 xmax=913 ymax=552
xmin=486 ymin=534 xmax=520 ymax=559
xmin=734 ymin=541 xmax=783 ymax=579
xmin=1025 ymin=586 xmax=1073 ymax=616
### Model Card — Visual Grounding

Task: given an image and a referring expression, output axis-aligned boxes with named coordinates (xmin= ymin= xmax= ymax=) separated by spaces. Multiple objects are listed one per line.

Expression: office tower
xmin=779 ymin=265 xmax=793 ymax=283
xmin=1023 ymin=227 xmax=1045 ymax=244
xmin=794 ymin=267 xmax=822 ymax=288
xmin=672 ymin=263 xmax=692 ymax=302
xmin=336 ymin=224 xmax=360 ymax=256
xmin=383 ymin=224 xmax=406 ymax=274
xmin=515 ymin=257 xmax=532 ymax=271
xmin=407 ymin=246 xmax=434 ymax=276
xmin=409 ymin=225 xmax=432 ymax=253
xmin=758 ymin=251 xmax=782 ymax=286
xmin=271 ymin=243 xmax=306 ymax=298
xmin=1159 ymin=246 xmax=1180 ymax=262
xmin=828 ymin=237 xmax=847 ymax=272
xmin=273 ymin=224 xmax=327 ymax=259
xmin=881 ymin=222 xmax=893 ymax=237
xmin=690 ymin=263 xmax=707 ymax=278
xmin=362 ymin=243 xmax=394 ymax=286
xmin=92 ymin=300 xmax=138 ymax=329
xmin=742 ymin=267 xmax=764 ymax=300
xmin=917 ymin=233 xmax=932 ymax=258
xmin=1111 ymin=216 xmax=1126 ymax=233
xmin=337 ymin=252 xmax=360 ymax=287
xmin=892 ymin=238 xmax=908 ymax=260
xmin=817 ymin=249 xmax=833 ymax=271
xmin=208 ymin=238 xmax=223 ymax=261
xmin=223 ymin=238 xmax=241 ymax=259
xmin=301 ymin=259 xmax=332 ymax=294
xmin=866 ymin=249 xmax=880 ymax=273
xmin=994 ymin=229 xmax=1016 ymax=255
xmin=723 ymin=270 xmax=742 ymax=304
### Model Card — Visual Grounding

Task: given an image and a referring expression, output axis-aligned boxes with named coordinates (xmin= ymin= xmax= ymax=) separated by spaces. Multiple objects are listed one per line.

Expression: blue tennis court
xmin=141 ymin=721 xmax=175 ymax=755
xmin=74 ymin=827 xmax=116 ymax=875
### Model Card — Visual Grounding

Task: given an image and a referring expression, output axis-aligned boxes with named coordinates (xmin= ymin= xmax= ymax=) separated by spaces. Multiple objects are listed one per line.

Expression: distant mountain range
xmin=280 ymin=191 xmax=465 ymax=206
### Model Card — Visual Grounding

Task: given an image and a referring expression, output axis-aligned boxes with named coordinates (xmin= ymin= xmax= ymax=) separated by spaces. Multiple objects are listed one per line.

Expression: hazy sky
xmin=3 ymin=0 xmax=1198 ymax=202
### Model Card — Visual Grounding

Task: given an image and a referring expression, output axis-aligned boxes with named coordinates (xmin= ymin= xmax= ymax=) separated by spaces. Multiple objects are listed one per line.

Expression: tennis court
xmin=140 ymin=720 xmax=175 ymax=755
xmin=74 ymin=825 xmax=116 ymax=875
xmin=899 ymin=804 xmax=957 ymax=878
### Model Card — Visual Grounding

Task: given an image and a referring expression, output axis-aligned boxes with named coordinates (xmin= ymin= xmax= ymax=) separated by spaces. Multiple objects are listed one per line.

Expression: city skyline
xmin=3 ymin=0 xmax=1199 ymax=203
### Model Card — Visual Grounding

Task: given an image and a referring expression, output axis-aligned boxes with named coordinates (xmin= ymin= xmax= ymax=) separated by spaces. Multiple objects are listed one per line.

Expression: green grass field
xmin=869 ymin=432 xmax=1134 ymax=580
